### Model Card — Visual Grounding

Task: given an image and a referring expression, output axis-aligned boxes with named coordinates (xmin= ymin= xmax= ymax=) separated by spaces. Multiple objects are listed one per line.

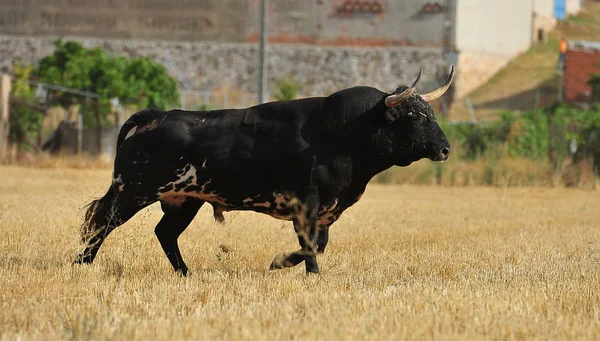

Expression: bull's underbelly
xmin=161 ymin=190 xmax=342 ymax=226
xmin=155 ymin=163 xmax=344 ymax=227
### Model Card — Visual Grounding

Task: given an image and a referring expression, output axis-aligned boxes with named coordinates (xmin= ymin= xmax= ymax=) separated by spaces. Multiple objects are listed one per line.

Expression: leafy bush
xmin=271 ymin=76 xmax=301 ymax=101
xmin=441 ymin=118 xmax=510 ymax=160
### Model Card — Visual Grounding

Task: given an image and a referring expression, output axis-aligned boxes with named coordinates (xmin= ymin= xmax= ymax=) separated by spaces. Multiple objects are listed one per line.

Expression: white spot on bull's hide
xmin=202 ymin=159 xmax=207 ymax=169
xmin=175 ymin=165 xmax=197 ymax=186
xmin=125 ymin=126 xmax=137 ymax=140
xmin=157 ymin=164 xmax=198 ymax=198
xmin=407 ymin=112 xmax=413 ymax=116
xmin=253 ymin=202 xmax=271 ymax=208
xmin=200 ymin=118 xmax=206 ymax=124
xmin=243 ymin=197 xmax=254 ymax=204
xmin=419 ymin=112 xmax=427 ymax=118
xmin=157 ymin=169 xmax=228 ymax=208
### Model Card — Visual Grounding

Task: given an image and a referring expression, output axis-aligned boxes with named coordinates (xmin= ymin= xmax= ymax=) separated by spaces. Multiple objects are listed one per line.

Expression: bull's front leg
xmin=269 ymin=186 xmax=321 ymax=274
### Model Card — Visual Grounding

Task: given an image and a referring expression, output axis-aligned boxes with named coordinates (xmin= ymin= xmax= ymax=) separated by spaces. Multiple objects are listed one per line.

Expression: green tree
xmin=33 ymin=39 xmax=179 ymax=153
xmin=123 ymin=57 xmax=179 ymax=109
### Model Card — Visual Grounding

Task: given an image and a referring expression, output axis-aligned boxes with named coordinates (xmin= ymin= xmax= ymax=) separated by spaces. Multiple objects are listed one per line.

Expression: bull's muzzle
xmin=431 ymin=146 xmax=451 ymax=162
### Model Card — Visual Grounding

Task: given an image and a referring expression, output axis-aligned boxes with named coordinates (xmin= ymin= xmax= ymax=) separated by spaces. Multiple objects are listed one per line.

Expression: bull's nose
xmin=441 ymin=147 xmax=451 ymax=160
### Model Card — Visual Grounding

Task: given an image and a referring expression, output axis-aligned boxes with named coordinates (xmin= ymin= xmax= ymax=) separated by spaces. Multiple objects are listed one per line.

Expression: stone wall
xmin=0 ymin=35 xmax=445 ymax=99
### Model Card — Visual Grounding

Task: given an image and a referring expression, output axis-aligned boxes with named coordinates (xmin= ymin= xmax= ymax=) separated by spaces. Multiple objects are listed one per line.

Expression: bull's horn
xmin=385 ymin=68 xmax=423 ymax=108
xmin=420 ymin=65 xmax=455 ymax=103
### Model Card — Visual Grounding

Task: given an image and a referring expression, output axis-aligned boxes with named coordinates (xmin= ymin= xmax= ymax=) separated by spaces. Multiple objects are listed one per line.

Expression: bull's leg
xmin=316 ymin=227 xmax=329 ymax=254
xmin=155 ymin=198 xmax=203 ymax=276
xmin=74 ymin=188 xmax=146 ymax=265
xmin=270 ymin=187 xmax=321 ymax=274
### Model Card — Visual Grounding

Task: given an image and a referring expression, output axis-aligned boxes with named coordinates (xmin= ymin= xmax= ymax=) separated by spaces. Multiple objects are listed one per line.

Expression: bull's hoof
xmin=269 ymin=252 xmax=311 ymax=270
xmin=269 ymin=253 xmax=292 ymax=270
xmin=305 ymin=257 xmax=320 ymax=274
xmin=175 ymin=268 xmax=189 ymax=277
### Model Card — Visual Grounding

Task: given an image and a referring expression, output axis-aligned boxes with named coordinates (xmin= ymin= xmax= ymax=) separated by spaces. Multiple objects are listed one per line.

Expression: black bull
xmin=74 ymin=66 xmax=455 ymax=275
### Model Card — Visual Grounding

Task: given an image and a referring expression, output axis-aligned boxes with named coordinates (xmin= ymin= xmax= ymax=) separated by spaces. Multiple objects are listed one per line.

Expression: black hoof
xmin=175 ymin=268 xmax=189 ymax=277
xmin=269 ymin=252 xmax=305 ymax=270
xmin=305 ymin=257 xmax=320 ymax=274
xmin=269 ymin=253 xmax=290 ymax=270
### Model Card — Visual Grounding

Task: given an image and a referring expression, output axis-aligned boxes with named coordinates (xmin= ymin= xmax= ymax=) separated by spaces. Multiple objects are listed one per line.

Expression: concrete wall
xmin=454 ymin=0 xmax=532 ymax=56
xmin=566 ymin=0 xmax=582 ymax=15
xmin=0 ymin=0 xmax=447 ymax=47
xmin=534 ymin=0 xmax=555 ymax=18
xmin=452 ymin=0 xmax=533 ymax=97
xmin=0 ymin=35 xmax=444 ymax=100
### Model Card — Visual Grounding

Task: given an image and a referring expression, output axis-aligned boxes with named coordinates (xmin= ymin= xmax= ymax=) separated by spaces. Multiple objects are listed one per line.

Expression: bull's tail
xmin=115 ymin=109 xmax=166 ymax=151
xmin=80 ymin=187 xmax=116 ymax=243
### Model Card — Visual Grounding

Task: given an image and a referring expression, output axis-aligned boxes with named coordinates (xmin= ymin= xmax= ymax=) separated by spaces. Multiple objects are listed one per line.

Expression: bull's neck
xmin=351 ymin=148 xmax=393 ymax=184
xmin=342 ymin=129 xmax=394 ymax=184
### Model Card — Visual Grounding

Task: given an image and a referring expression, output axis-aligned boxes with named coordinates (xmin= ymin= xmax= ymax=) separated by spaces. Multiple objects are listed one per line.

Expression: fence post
xmin=0 ymin=74 xmax=11 ymax=163
xmin=78 ymin=111 xmax=83 ymax=156
xmin=466 ymin=96 xmax=477 ymax=124
xmin=547 ymin=110 xmax=554 ymax=173
xmin=94 ymin=99 xmax=102 ymax=156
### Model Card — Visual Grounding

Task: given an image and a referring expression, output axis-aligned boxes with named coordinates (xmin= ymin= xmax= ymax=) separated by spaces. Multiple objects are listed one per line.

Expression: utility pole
xmin=440 ymin=0 xmax=454 ymax=119
xmin=0 ymin=75 xmax=11 ymax=163
xmin=557 ymin=69 xmax=564 ymax=103
xmin=257 ymin=0 xmax=268 ymax=104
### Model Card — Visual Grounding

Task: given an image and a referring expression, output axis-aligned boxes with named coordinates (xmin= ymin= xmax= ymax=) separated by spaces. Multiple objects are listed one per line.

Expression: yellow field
xmin=0 ymin=166 xmax=599 ymax=340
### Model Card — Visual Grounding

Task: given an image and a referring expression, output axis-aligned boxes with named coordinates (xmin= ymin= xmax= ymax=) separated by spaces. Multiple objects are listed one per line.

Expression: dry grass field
xmin=0 ymin=166 xmax=599 ymax=340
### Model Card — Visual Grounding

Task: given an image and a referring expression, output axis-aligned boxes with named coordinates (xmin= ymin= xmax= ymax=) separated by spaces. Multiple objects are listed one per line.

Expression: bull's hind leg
xmin=270 ymin=187 xmax=321 ymax=274
xmin=316 ymin=227 xmax=329 ymax=254
xmin=155 ymin=198 xmax=204 ymax=276
xmin=74 ymin=188 xmax=147 ymax=265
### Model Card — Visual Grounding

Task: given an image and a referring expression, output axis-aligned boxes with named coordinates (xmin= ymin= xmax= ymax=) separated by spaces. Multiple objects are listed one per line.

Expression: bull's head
xmin=380 ymin=65 xmax=454 ymax=166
